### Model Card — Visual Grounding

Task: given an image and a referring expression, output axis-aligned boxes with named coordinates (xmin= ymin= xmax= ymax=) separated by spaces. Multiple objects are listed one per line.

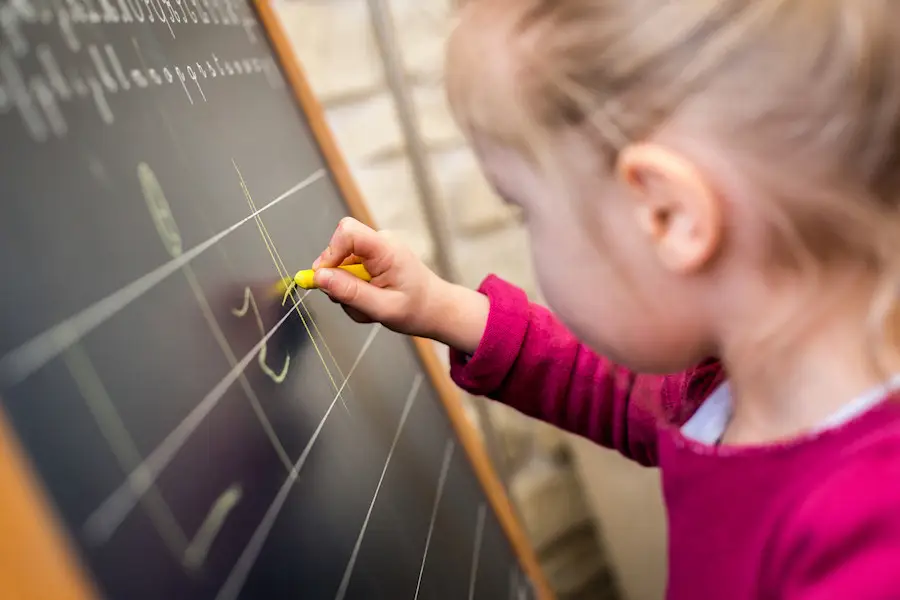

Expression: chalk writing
xmin=232 ymin=287 xmax=290 ymax=384
xmin=133 ymin=159 xmax=294 ymax=568
xmin=138 ymin=162 xmax=183 ymax=258
xmin=139 ymin=152 xmax=296 ymax=480
xmin=180 ymin=267 xmax=294 ymax=472
xmin=83 ymin=302 xmax=302 ymax=547
xmin=182 ymin=484 xmax=243 ymax=570
xmin=37 ymin=45 xmax=72 ymax=100
xmin=0 ymin=49 xmax=48 ymax=140
xmin=87 ymin=70 xmax=114 ymax=124
xmin=232 ymin=160 xmax=352 ymax=412
xmin=0 ymin=0 xmax=260 ymax=48
xmin=215 ymin=326 xmax=382 ymax=600
xmin=0 ymin=171 xmax=324 ymax=389
xmin=0 ymin=31 xmax=284 ymax=142
xmin=137 ymin=157 xmax=295 ymax=476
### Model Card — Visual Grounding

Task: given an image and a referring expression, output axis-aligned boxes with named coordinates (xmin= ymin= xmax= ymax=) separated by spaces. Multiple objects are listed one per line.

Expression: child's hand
xmin=312 ymin=218 xmax=488 ymax=353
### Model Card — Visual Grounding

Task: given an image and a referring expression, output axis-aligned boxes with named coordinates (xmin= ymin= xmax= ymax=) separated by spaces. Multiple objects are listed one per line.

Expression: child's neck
xmin=718 ymin=270 xmax=900 ymax=446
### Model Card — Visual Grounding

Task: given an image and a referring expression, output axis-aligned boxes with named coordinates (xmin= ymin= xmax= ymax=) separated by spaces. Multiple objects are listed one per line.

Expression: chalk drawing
xmin=182 ymin=484 xmax=243 ymax=570
xmin=232 ymin=286 xmax=290 ymax=384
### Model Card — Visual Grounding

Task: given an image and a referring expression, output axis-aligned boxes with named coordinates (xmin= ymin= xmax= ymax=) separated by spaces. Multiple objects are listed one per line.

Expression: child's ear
xmin=616 ymin=143 xmax=723 ymax=273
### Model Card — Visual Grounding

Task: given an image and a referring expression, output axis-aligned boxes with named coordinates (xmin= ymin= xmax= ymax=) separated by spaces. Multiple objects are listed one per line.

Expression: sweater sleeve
xmin=448 ymin=275 xmax=723 ymax=466
xmin=770 ymin=447 xmax=900 ymax=599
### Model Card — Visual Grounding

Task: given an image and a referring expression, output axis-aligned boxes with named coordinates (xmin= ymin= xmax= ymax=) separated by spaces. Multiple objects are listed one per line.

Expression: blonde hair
xmin=445 ymin=0 xmax=900 ymax=367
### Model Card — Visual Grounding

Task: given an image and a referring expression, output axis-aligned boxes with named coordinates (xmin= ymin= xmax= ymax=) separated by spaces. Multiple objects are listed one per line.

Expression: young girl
xmin=311 ymin=1 xmax=900 ymax=597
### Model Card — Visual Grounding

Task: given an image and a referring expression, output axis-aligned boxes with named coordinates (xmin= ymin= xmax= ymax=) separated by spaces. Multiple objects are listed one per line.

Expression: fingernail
xmin=312 ymin=256 xmax=321 ymax=269
xmin=314 ymin=269 xmax=332 ymax=288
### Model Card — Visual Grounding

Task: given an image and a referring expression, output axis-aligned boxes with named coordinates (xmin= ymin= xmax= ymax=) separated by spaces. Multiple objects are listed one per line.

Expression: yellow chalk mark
xmin=138 ymin=160 xmax=292 ymax=472
xmin=281 ymin=280 xmax=297 ymax=307
xmin=258 ymin=343 xmax=289 ymax=383
xmin=138 ymin=162 xmax=182 ymax=259
xmin=181 ymin=265 xmax=292 ymax=470
xmin=231 ymin=289 xmax=251 ymax=318
xmin=64 ymin=345 xmax=189 ymax=556
xmin=231 ymin=160 xmax=352 ymax=412
xmin=183 ymin=484 xmax=243 ymax=571
xmin=231 ymin=287 xmax=290 ymax=383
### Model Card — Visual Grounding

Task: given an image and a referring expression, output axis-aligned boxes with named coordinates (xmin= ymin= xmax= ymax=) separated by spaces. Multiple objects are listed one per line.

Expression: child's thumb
xmin=315 ymin=267 xmax=384 ymax=317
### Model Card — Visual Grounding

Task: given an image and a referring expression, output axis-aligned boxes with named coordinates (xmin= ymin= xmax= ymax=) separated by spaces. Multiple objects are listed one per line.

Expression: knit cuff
xmin=449 ymin=275 xmax=530 ymax=397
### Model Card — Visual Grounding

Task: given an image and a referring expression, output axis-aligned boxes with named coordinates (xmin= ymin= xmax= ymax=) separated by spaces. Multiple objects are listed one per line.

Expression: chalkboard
xmin=0 ymin=1 xmax=551 ymax=598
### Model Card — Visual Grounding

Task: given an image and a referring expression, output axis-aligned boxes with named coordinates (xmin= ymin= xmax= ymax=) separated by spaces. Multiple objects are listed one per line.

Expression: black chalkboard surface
xmin=0 ymin=1 xmax=549 ymax=598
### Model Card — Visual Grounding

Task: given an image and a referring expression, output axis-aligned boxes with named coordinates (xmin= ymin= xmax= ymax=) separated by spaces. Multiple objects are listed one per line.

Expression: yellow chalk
xmin=294 ymin=264 xmax=372 ymax=289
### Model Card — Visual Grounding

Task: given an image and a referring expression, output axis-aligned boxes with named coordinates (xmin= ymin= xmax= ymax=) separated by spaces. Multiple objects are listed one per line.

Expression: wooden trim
xmin=256 ymin=3 xmax=554 ymax=599
xmin=0 ymin=405 xmax=99 ymax=600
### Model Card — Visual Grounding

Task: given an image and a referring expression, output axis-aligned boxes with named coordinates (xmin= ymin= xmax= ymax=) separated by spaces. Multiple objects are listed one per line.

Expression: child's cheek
xmin=528 ymin=223 xmax=608 ymax=331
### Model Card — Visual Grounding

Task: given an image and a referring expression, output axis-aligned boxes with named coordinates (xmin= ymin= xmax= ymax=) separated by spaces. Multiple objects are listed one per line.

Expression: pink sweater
xmin=448 ymin=276 xmax=900 ymax=600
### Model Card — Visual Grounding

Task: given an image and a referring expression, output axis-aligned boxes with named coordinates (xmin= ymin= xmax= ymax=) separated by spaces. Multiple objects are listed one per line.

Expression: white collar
xmin=680 ymin=376 xmax=900 ymax=445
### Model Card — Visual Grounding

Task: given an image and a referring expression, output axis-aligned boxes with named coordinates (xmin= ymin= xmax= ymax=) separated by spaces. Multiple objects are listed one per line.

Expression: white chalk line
xmin=334 ymin=373 xmax=423 ymax=600
xmin=82 ymin=298 xmax=306 ymax=545
xmin=414 ymin=440 xmax=455 ymax=600
xmin=468 ymin=503 xmax=487 ymax=600
xmin=215 ymin=325 xmax=382 ymax=600
xmin=0 ymin=169 xmax=325 ymax=388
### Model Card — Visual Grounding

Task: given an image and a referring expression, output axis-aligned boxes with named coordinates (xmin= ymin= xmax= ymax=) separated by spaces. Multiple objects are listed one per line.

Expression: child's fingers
xmin=314 ymin=267 xmax=397 ymax=322
xmin=315 ymin=218 xmax=385 ymax=271
xmin=321 ymin=276 xmax=379 ymax=325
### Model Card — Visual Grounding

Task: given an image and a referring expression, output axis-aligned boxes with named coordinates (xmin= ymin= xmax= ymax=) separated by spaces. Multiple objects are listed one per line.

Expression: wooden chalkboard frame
xmin=0 ymin=400 xmax=100 ymax=600
xmin=0 ymin=4 xmax=554 ymax=599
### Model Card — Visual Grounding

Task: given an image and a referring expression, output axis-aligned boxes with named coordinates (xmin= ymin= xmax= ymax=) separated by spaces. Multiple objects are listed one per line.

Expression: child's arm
xmin=313 ymin=218 xmax=722 ymax=466
xmin=447 ymin=275 xmax=722 ymax=466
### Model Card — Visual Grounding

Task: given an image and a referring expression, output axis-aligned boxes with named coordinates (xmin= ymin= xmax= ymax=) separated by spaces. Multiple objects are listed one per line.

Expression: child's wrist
xmin=424 ymin=281 xmax=489 ymax=355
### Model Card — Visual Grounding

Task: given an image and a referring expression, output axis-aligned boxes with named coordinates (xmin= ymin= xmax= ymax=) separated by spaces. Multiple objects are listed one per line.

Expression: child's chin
xmin=605 ymin=344 xmax=695 ymax=375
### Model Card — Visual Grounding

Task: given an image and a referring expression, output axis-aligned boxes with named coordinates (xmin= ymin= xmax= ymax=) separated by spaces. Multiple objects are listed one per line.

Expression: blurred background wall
xmin=273 ymin=2 xmax=668 ymax=598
